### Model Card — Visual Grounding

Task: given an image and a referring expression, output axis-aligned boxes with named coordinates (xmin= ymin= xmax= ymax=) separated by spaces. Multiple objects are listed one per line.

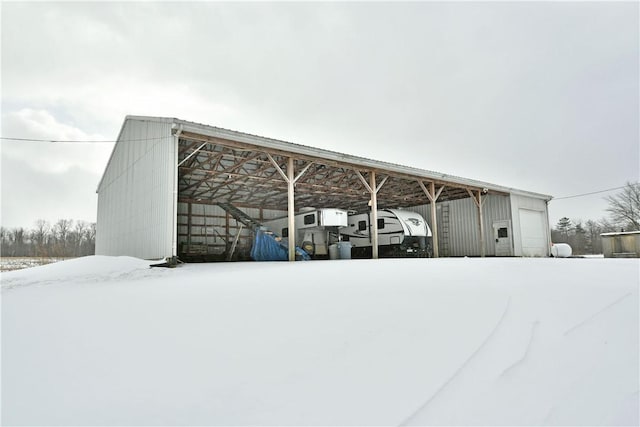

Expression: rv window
xmin=377 ymin=218 xmax=385 ymax=229
xmin=358 ymin=221 xmax=367 ymax=231
xmin=282 ymin=228 xmax=288 ymax=238
xmin=498 ymin=227 xmax=508 ymax=238
xmin=304 ymin=214 xmax=315 ymax=225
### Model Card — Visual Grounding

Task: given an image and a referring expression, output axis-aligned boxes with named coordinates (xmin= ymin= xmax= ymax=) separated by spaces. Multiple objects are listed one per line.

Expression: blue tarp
xmin=250 ymin=229 xmax=311 ymax=261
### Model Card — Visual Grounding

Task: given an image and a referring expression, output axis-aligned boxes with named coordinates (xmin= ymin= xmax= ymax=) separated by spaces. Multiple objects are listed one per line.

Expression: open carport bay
xmin=96 ymin=116 xmax=553 ymax=261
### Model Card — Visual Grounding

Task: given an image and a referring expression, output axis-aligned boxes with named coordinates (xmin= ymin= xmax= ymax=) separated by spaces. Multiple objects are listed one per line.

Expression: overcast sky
xmin=1 ymin=1 xmax=638 ymax=229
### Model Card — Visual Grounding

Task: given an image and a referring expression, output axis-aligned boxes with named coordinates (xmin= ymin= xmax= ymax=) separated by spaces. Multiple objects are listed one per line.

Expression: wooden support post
xmin=479 ymin=190 xmax=486 ymax=258
xmin=467 ymin=189 xmax=486 ymax=257
xmin=370 ymin=171 xmax=379 ymax=259
xmin=430 ymin=182 xmax=439 ymax=258
xmin=287 ymin=157 xmax=295 ymax=261
xmin=187 ymin=202 xmax=192 ymax=247
xmin=266 ymin=154 xmax=312 ymax=262
xmin=225 ymin=211 xmax=230 ymax=253
xmin=418 ymin=181 xmax=444 ymax=258
xmin=355 ymin=170 xmax=388 ymax=259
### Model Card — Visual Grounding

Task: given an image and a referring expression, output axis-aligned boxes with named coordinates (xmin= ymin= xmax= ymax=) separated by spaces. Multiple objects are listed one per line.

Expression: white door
xmin=493 ymin=220 xmax=513 ymax=256
xmin=519 ymin=209 xmax=547 ymax=257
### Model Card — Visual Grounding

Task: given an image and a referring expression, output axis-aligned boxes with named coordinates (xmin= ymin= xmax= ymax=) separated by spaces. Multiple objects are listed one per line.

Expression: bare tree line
xmin=1 ymin=184 xmax=637 ymax=258
xmin=551 ymin=182 xmax=640 ymax=255
xmin=551 ymin=217 xmax=619 ymax=255
xmin=1 ymin=219 xmax=95 ymax=258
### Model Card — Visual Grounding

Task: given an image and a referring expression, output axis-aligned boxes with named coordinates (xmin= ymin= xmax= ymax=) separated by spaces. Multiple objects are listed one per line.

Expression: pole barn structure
xmin=96 ymin=116 xmax=552 ymax=261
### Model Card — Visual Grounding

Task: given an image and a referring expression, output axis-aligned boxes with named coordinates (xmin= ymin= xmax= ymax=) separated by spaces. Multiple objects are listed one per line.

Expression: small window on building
xmin=378 ymin=218 xmax=385 ymax=229
xmin=498 ymin=227 xmax=508 ymax=238
xmin=282 ymin=227 xmax=288 ymax=238
xmin=358 ymin=221 xmax=367 ymax=231
xmin=304 ymin=214 xmax=315 ymax=225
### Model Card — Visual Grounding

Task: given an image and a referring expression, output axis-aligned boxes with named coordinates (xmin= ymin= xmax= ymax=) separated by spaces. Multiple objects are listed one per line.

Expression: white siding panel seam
xmin=96 ymin=119 xmax=176 ymax=259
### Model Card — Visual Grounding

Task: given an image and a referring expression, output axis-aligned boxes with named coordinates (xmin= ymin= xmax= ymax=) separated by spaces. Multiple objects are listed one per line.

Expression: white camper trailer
xmin=262 ymin=208 xmax=348 ymax=258
xmin=341 ymin=209 xmax=432 ymax=258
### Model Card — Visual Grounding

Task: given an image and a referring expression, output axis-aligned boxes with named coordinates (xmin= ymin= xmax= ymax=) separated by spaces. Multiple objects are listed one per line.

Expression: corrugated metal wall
xmin=177 ymin=202 xmax=286 ymax=256
xmin=408 ymin=194 xmax=512 ymax=256
xmin=96 ymin=118 xmax=176 ymax=259
xmin=95 ymin=116 xmax=550 ymax=260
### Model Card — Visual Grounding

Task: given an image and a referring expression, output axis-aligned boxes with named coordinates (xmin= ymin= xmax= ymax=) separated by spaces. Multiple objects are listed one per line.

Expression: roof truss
xmin=177 ymin=131 xmax=506 ymax=211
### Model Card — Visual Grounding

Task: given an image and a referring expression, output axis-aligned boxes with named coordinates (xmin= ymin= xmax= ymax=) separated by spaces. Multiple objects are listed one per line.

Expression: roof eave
xmin=173 ymin=118 xmax=553 ymax=201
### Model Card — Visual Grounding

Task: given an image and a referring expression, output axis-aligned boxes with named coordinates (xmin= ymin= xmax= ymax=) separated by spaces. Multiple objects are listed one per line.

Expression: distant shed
xmin=96 ymin=116 xmax=553 ymax=261
xmin=601 ymin=231 xmax=640 ymax=258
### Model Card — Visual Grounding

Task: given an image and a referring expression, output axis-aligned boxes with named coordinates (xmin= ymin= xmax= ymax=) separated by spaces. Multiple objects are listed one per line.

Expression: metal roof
xmin=100 ymin=115 xmax=552 ymax=212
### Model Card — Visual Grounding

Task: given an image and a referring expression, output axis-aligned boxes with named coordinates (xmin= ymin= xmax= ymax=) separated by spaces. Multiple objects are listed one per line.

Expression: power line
xmin=0 ymin=136 xmax=115 ymax=143
xmin=2 ymin=135 xmax=638 ymax=201
xmin=0 ymin=136 xmax=173 ymax=143
xmin=552 ymin=185 xmax=633 ymax=201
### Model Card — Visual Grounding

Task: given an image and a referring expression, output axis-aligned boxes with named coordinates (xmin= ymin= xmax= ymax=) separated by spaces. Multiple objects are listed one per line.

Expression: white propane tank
xmin=329 ymin=244 xmax=339 ymax=260
xmin=551 ymin=243 xmax=572 ymax=258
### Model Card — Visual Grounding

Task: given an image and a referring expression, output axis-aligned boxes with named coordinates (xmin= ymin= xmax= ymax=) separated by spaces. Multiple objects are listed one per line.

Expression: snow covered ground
xmin=0 ymin=256 xmax=71 ymax=272
xmin=2 ymin=256 xmax=638 ymax=426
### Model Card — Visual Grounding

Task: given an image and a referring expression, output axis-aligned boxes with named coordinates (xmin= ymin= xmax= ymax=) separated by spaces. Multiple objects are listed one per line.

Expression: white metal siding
xmin=510 ymin=195 xmax=551 ymax=257
xmin=96 ymin=118 xmax=176 ymax=259
xmin=408 ymin=194 xmax=512 ymax=256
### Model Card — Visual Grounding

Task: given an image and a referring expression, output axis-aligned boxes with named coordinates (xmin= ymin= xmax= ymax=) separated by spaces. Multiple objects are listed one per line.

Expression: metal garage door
xmin=519 ymin=209 xmax=547 ymax=257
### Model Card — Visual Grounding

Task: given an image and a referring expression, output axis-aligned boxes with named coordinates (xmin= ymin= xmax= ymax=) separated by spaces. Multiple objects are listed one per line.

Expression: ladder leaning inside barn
xmin=216 ymin=202 xmax=310 ymax=261
xmin=216 ymin=202 xmax=263 ymax=232
xmin=216 ymin=202 xmax=262 ymax=260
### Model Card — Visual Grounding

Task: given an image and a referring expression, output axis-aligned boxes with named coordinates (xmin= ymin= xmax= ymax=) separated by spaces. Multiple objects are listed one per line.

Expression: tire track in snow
xmin=497 ymin=320 xmax=539 ymax=379
xmin=563 ymin=292 xmax=632 ymax=337
xmin=543 ymin=405 xmax=556 ymax=424
xmin=398 ymin=296 xmax=512 ymax=426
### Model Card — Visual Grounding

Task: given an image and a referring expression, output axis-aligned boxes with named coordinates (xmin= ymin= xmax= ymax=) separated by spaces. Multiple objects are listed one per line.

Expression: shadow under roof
xmin=127 ymin=115 xmax=552 ymax=212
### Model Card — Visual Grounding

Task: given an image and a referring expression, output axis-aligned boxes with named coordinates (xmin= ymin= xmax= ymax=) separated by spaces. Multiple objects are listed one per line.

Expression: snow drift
xmin=2 ymin=256 xmax=638 ymax=425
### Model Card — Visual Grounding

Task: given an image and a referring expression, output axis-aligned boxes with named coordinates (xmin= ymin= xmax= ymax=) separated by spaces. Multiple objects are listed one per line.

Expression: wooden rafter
xmin=176 ymin=132 xmax=508 ymax=215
